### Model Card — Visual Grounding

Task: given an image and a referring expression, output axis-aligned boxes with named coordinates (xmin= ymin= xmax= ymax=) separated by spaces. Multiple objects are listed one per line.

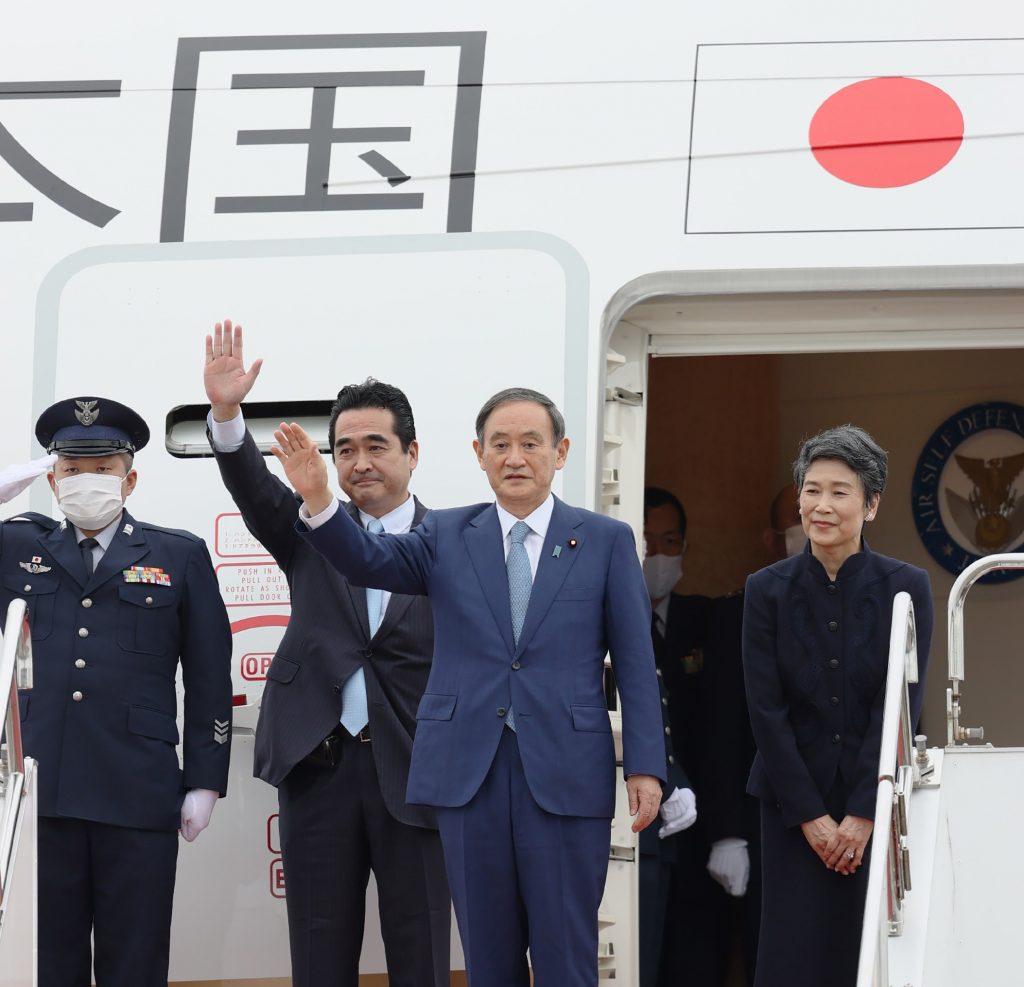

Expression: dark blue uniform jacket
xmin=1 ymin=510 xmax=232 ymax=831
xmin=742 ymin=542 xmax=932 ymax=828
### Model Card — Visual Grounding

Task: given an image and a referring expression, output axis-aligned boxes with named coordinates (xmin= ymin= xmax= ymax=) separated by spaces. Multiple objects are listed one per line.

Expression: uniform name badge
xmin=123 ymin=566 xmax=172 ymax=587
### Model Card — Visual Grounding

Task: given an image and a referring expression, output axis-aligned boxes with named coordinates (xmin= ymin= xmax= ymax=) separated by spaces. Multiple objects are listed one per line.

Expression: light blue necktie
xmin=505 ymin=520 xmax=533 ymax=731
xmin=340 ymin=517 xmax=385 ymax=736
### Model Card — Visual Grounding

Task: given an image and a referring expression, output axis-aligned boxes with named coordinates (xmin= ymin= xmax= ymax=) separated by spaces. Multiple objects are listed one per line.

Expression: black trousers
xmin=657 ymin=824 xmax=732 ymax=987
xmin=37 ymin=816 xmax=178 ymax=987
xmin=278 ymin=731 xmax=451 ymax=987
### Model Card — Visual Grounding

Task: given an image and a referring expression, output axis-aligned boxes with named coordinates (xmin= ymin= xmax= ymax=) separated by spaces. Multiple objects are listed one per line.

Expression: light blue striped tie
xmin=505 ymin=520 xmax=532 ymax=731
xmin=340 ymin=517 xmax=384 ymax=736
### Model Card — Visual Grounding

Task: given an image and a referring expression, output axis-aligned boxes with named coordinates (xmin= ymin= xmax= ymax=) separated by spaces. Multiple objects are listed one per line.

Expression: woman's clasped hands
xmin=800 ymin=814 xmax=873 ymax=876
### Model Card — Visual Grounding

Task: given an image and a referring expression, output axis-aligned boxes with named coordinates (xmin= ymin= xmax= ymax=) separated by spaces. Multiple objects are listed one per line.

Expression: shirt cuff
xmin=207 ymin=409 xmax=247 ymax=452
xmin=298 ymin=497 xmax=339 ymax=529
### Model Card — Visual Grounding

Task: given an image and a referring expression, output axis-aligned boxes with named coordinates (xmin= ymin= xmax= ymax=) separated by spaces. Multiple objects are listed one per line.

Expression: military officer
xmin=0 ymin=396 xmax=233 ymax=987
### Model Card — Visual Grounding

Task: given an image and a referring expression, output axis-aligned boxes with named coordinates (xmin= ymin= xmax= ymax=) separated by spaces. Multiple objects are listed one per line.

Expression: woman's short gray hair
xmin=792 ymin=425 xmax=888 ymax=505
xmin=475 ymin=387 xmax=566 ymax=445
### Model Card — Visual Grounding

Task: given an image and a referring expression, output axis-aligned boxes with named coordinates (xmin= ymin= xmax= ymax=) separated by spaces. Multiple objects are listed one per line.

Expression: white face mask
xmin=56 ymin=473 xmax=126 ymax=531
xmin=643 ymin=553 xmax=683 ymax=601
xmin=784 ymin=524 xmax=806 ymax=558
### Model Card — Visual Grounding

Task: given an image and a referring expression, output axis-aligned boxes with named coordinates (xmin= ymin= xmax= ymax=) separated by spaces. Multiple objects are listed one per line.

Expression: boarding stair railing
xmin=855 ymin=591 xmax=920 ymax=987
xmin=0 ymin=598 xmax=38 ymax=986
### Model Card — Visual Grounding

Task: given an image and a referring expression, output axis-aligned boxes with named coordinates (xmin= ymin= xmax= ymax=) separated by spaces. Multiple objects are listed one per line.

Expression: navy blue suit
xmin=1 ymin=509 xmax=232 ymax=987
xmin=301 ymin=496 xmax=665 ymax=986
xmin=742 ymin=542 xmax=932 ymax=987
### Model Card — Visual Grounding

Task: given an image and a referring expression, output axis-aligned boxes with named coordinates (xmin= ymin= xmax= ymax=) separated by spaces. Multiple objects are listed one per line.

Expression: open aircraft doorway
xmin=601 ymin=271 xmax=1024 ymax=749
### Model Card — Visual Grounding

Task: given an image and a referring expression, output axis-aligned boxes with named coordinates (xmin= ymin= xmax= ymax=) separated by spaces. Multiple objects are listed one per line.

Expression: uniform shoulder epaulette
xmin=135 ymin=520 xmax=202 ymax=543
xmin=3 ymin=511 xmax=58 ymax=529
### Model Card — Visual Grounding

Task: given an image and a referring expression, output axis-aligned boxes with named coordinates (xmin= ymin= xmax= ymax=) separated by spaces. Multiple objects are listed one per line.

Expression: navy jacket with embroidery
xmin=742 ymin=542 xmax=932 ymax=827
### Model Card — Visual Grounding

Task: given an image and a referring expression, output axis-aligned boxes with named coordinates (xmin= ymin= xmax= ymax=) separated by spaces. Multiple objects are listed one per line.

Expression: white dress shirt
xmin=495 ymin=494 xmax=554 ymax=580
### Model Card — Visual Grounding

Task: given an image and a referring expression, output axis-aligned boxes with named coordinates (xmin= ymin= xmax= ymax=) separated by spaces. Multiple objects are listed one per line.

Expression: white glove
xmin=179 ymin=788 xmax=219 ymax=842
xmin=0 ymin=454 xmax=57 ymax=503
xmin=707 ymin=837 xmax=750 ymax=896
xmin=657 ymin=786 xmax=697 ymax=839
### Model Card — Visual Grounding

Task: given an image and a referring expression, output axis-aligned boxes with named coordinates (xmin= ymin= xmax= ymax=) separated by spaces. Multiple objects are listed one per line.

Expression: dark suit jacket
xmin=211 ymin=430 xmax=436 ymax=829
xmin=2 ymin=510 xmax=232 ymax=831
xmin=700 ymin=590 xmax=759 ymax=844
xmin=742 ymin=542 xmax=932 ymax=827
xmin=301 ymin=496 xmax=666 ymax=818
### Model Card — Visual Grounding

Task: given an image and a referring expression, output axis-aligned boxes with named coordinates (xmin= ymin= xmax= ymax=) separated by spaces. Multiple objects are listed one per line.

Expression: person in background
xmin=203 ymin=322 xmax=449 ymax=987
xmin=643 ymin=486 xmax=732 ymax=987
xmin=700 ymin=482 xmax=802 ymax=984
xmin=638 ymin=487 xmax=701 ymax=987
xmin=0 ymin=396 xmax=232 ymax=987
xmin=743 ymin=425 xmax=932 ymax=987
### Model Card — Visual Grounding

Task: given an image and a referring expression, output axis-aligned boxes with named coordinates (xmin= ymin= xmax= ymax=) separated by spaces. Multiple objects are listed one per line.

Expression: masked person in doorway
xmin=743 ymin=426 xmax=932 ymax=987
xmin=0 ymin=396 xmax=233 ymax=987
xmin=643 ymin=486 xmax=737 ymax=987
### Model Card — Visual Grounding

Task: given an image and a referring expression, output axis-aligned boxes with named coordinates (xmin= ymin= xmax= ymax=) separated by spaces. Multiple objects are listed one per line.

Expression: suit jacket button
xmin=830 ymin=696 xmax=840 ymax=706
xmin=23 ymin=584 xmax=31 ymax=592
xmin=661 ymin=697 xmax=668 ymax=706
xmin=497 ymin=707 xmax=507 ymax=717
xmin=829 ymin=658 xmax=840 ymax=669
xmin=333 ymin=684 xmax=342 ymax=694
xmin=72 ymin=691 xmax=84 ymax=702
xmin=78 ymin=627 xmax=89 ymax=638
xmin=664 ymin=725 xmax=671 ymax=736
xmin=363 ymin=648 xmax=374 ymax=659
xmin=668 ymin=755 xmax=675 ymax=764
xmin=827 ymin=583 xmax=838 ymax=595
xmin=75 ymin=659 xmax=86 ymax=669
xmin=655 ymin=668 xmax=663 ymax=677
xmin=832 ymin=733 xmax=841 ymax=743
xmin=828 ymin=620 xmax=839 ymax=632
xmin=511 ymin=660 xmax=521 ymax=670
xmin=145 ymin=596 xmax=154 ymax=605
xmin=81 ymin=598 xmax=93 ymax=608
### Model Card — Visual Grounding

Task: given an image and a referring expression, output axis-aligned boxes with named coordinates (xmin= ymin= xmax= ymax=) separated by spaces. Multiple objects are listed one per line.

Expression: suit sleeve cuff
xmin=207 ymin=410 xmax=246 ymax=452
xmin=298 ymin=496 xmax=339 ymax=529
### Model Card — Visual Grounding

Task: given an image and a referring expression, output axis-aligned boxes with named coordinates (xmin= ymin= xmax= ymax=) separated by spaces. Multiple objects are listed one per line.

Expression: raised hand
xmin=204 ymin=319 xmax=263 ymax=420
xmin=271 ymin=422 xmax=332 ymax=514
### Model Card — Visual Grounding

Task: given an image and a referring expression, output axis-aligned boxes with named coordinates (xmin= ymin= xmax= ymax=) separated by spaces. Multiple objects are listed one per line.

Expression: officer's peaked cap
xmin=35 ymin=396 xmax=150 ymax=458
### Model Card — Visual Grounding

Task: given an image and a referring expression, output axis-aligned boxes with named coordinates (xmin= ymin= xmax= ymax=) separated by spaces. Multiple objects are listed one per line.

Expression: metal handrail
xmin=0 ymin=598 xmax=32 ymax=907
xmin=856 ymin=592 xmax=918 ymax=987
xmin=946 ymin=553 xmax=1024 ymax=745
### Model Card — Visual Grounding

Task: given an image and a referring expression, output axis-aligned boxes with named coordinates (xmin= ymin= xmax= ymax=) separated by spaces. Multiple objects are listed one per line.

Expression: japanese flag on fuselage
xmin=685 ymin=39 xmax=1019 ymax=233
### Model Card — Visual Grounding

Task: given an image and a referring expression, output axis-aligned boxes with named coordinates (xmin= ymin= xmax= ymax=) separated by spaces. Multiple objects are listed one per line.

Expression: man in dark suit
xmin=203 ymin=321 xmax=448 ymax=987
xmin=274 ymin=386 xmax=666 ymax=987
xmin=1 ymin=396 xmax=232 ymax=987
xmin=642 ymin=486 xmax=735 ymax=987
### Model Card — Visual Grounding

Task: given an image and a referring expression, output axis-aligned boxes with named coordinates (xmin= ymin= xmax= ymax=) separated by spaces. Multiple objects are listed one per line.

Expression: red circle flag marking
xmin=809 ymin=76 xmax=964 ymax=188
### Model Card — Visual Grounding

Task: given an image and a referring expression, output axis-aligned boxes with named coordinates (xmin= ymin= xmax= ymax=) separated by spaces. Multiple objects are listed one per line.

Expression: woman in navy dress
xmin=742 ymin=425 xmax=932 ymax=987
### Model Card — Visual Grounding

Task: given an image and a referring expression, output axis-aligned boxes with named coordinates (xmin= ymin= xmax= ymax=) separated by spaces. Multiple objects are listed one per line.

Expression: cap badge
xmin=74 ymin=400 xmax=99 ymax=426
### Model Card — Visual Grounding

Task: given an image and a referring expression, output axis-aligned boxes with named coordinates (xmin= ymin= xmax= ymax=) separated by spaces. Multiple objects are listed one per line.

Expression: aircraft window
xmin=164 ymin=401 xmax=333 ymax=458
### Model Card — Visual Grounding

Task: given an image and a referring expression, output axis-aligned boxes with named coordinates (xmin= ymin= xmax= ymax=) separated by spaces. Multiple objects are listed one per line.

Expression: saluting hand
xmin=627 ymin=774 xmax=663 ymax=833
xmin=271 ymin=422 xmax=332 ymax=514
xmin=204 ymin=319 xmax=263 ymax=419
